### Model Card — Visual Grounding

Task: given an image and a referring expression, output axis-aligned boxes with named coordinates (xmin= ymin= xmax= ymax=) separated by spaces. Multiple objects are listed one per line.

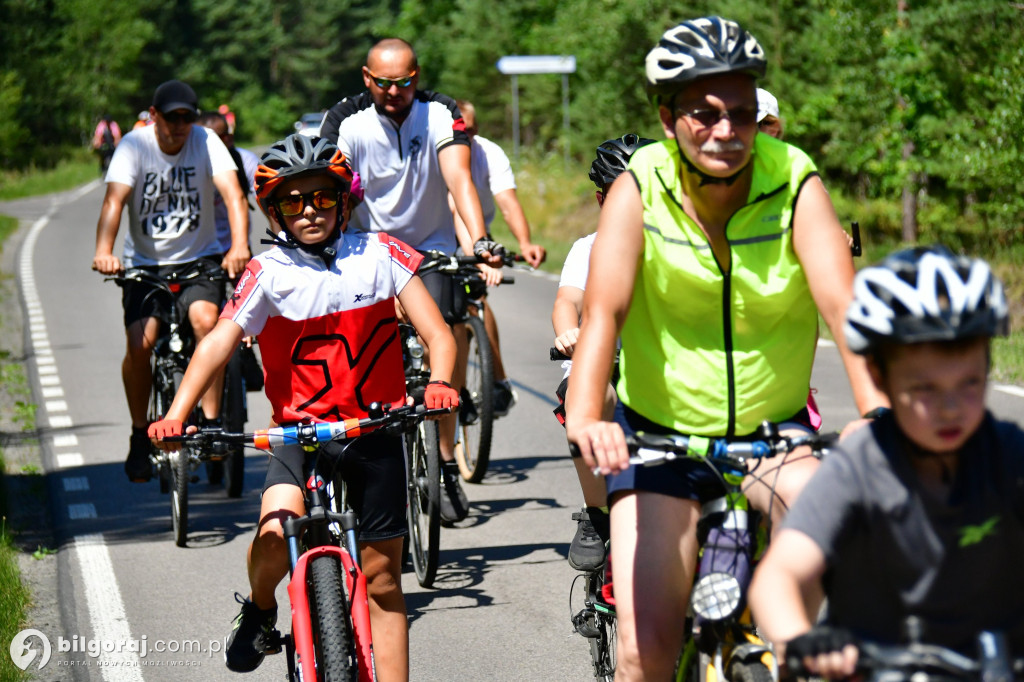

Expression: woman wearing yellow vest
xmin=565 ymin=16 xmax=889 ymax=681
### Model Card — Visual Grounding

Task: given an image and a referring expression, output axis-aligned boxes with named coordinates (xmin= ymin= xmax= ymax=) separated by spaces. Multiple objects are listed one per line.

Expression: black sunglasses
xmin=275 ymin=189 xmax=340 ymax=217
xmin=676 ymin=105 xmax=758 ymax=129
xmin=162 ymin=110 xmax=198 ymax=125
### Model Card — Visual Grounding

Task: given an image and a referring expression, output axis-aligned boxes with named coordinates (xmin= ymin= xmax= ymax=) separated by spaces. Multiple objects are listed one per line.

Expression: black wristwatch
xmin=862 ymin=406 xmax=891 ymax=420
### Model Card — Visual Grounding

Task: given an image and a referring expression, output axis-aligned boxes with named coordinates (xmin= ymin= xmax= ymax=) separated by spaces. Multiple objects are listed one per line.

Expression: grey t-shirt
xmin=783 ymin=412 xmax=1024 ymax=652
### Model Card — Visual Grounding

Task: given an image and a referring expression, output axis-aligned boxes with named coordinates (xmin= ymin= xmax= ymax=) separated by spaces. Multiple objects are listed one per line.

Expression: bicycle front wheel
xmin=456 ymin=314 xmax=494 ymax=483
xmin=309 ymin=554 xmax=356 ymax=682
xmin=407 ymin=419 xmax=441 ymax=587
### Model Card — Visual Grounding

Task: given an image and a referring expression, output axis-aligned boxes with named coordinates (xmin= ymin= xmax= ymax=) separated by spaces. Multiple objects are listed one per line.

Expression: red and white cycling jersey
xmin=222 ymin=230 xmax=423 ymax=424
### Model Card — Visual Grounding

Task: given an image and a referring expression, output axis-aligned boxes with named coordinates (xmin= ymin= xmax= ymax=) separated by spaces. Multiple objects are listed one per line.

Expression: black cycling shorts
xmin=120 ymin=256 xmax=224 ymax=327
xmin=262 ymin=430 xmax=407 ymax=543
xmin=604 ymin=402 xmax=813 ymax=503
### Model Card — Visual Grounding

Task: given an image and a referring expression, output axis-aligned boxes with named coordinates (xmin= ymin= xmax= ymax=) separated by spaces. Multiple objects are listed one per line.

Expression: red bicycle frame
xmin=289 ymin=545 xmax=375 ymax=681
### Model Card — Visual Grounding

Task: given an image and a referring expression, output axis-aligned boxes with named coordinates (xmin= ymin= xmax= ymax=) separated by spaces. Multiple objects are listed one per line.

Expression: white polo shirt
xmin=320 ymin=90 xmax=469 ymax=253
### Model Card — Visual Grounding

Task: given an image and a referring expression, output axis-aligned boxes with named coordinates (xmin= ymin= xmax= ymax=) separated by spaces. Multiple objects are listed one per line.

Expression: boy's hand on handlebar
xmin=148 ymin=419 xmax=183 ymax=451
xmin=568 ymin=419 xmax=630 ymax=475
xmin=424 ymin=380 xmax=460 ymax=411
xmin=92 ymin=254 xmax=123 ymax=275
xmin=785 ymin=627 xmax=859 ymax=679
xmin=473 ymin=238 xmax=507 ymax=267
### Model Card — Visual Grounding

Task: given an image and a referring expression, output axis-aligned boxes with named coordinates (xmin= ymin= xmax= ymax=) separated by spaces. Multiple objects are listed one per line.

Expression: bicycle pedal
xmin=571 ymin=609 xmax=601 ymax=639
xmin=263 ymin=630 xmax=284 ymax=656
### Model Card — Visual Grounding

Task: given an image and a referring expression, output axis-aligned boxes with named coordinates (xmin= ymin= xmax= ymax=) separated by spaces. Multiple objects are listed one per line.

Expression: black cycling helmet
xmin=645 ymin=17 xmax=767 ymax=105
xmin=255 ymin=134 xmax=353 ymax=216
xmin=589 ymin=134 xmax=658 ymax=189
xmin=844 ymin=245 xmax=1009 ymax=355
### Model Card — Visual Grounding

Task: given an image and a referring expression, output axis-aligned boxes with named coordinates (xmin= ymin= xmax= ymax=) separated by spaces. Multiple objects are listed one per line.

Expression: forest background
xmin=1 ymin=0 xmax=1022 ymax=378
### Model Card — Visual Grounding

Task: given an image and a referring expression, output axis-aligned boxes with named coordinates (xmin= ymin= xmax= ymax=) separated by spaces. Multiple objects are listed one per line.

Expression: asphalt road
xmin=2 ymin=181 xmax=1021 ymax=681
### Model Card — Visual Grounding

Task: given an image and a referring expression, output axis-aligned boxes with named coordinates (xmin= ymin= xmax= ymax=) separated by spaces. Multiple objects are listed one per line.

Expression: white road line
xmin=45 ymin=400 xmax=68 ymax=412
xmin=68 ymin=503 xmax=97 ymax=519
xmin=994 ymin=384 xmax=1024 ymax=398
xmin=23 ymin=185 xmax=144 ymax=682
xmin=48 ymin=415 xmax=73 ymax=428
xmin=74 ymin=535 xmax=145 ymax=681
xmin=57 ymin=453 xmax=85 ymax=467
xmin=62 ymin=477 xmax=90 ymax=492
xmin=42 ymin=387 xmax=64 ymax=398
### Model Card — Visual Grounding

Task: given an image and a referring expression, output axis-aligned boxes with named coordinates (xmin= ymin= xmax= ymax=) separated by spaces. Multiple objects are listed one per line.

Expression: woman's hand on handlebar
xmin=553 ymin=328 xmax=580 ymax=357
xmin=568 ymin=418 xmax=630 ymax=476
xmin=92 ymin=253 xmax=123 ymax=276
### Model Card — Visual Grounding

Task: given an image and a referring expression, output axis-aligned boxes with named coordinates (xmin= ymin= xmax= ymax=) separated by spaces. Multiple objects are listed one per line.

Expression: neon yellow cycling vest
xmin=619 ymin=135 xmax=819 ymax=437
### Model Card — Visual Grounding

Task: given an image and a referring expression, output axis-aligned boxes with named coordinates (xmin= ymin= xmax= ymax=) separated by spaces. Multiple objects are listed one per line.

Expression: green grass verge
xmin=0 ymin=148 xmax=99 ymax=201
xmin=0 ymin=214 xmax=31 ymax=682
xmin=494 ymin=156 xmax=1024 ymax=384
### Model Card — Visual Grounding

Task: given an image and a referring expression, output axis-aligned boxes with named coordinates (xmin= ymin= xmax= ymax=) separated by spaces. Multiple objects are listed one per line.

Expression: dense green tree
xmin=2 ymin=0 xmax=1022 ymax=241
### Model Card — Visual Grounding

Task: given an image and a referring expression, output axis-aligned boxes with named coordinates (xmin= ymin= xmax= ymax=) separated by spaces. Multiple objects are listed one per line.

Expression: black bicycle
xmin=107 ymin=265 xmax=248 ymax=546
xmin=167 ymin=402 xmax=448 ymax=681
xmin=399 ymin=322 xmax=443 ymax=587
xmin=571 ymin=424 xmax=837 ymax=682
xmin=415 ymin=250 xmax=516 ymax=484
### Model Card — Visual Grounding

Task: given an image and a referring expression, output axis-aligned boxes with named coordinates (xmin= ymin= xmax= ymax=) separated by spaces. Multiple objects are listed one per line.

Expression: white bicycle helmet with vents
xmin=845 ymin=245 xmax=1009 ymax=355
xmin=645 ymin=16 xmax=767 ymax=104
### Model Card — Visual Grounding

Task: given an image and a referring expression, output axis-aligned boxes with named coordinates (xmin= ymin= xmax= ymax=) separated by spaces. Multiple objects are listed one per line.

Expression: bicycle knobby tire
xmin=407 ymin=419 xmax=441 ymax=587
xmin=456 ymin=314 xmax=494 ymax=482
xmin=309 ymin=554 xmax=356 ymax=682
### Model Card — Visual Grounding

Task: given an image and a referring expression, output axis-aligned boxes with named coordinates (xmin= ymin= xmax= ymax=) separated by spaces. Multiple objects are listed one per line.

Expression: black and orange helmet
xmin=255 ymin=134 xmax=353 ymax=215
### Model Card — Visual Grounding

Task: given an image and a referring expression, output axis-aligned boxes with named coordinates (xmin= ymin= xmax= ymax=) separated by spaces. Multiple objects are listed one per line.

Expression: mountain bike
xmin=168 ymin=402 xmax=448 ymax=682
xmin=107 ymin=265 xmax=247 ymax=546
xmin=570 ymin=424 xmax=837 ymax=682
xmin=787 ymin=621 xmax=1023 ymax=682
xmin=415 ymin=250 xmax=516 ymax=484
xmin=399 ymin=322 xmax=442 ymax=587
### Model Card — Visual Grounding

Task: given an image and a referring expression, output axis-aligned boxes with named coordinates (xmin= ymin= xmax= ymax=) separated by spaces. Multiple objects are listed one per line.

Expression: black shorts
xmin=262 ymin=430 xmax=407 ymax=542
xmin=120 ymin=256 xmax=224 ymax=327
xmin=605 ymin=402 xmax=814 ymax=503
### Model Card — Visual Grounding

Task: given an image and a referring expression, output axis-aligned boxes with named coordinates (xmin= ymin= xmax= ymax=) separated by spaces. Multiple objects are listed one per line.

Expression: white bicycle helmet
xmin=645 ymin=16 xmax=766 ymax=104
xmin=844 ymin=246 xmax=1009 ymax=355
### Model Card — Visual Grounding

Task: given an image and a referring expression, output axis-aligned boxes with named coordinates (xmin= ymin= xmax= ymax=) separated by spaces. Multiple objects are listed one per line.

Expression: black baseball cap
xmin=152 ymin=80 xmax=198 ymax=115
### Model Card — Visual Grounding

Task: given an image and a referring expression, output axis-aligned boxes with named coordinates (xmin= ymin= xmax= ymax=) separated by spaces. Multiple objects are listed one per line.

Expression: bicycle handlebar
xmin=104 ymin=265 xmax=232 ymax=289
xmin=624 ymin=427 xmax=837 ymax=470
xmin=788 ymin=633 xmax=1023 ymax=682
xmin=163 ymin=403 xmax=451 ymax=450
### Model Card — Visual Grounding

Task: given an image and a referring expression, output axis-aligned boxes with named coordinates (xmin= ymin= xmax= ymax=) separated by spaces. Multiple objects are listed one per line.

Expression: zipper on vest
xmin=721 ymin=269 xmax=736 ymax=438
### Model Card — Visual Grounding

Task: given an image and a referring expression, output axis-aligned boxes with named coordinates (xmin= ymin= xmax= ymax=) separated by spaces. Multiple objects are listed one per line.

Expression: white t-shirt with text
xmin=105 ymin=124 xmax=236 ymax=267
